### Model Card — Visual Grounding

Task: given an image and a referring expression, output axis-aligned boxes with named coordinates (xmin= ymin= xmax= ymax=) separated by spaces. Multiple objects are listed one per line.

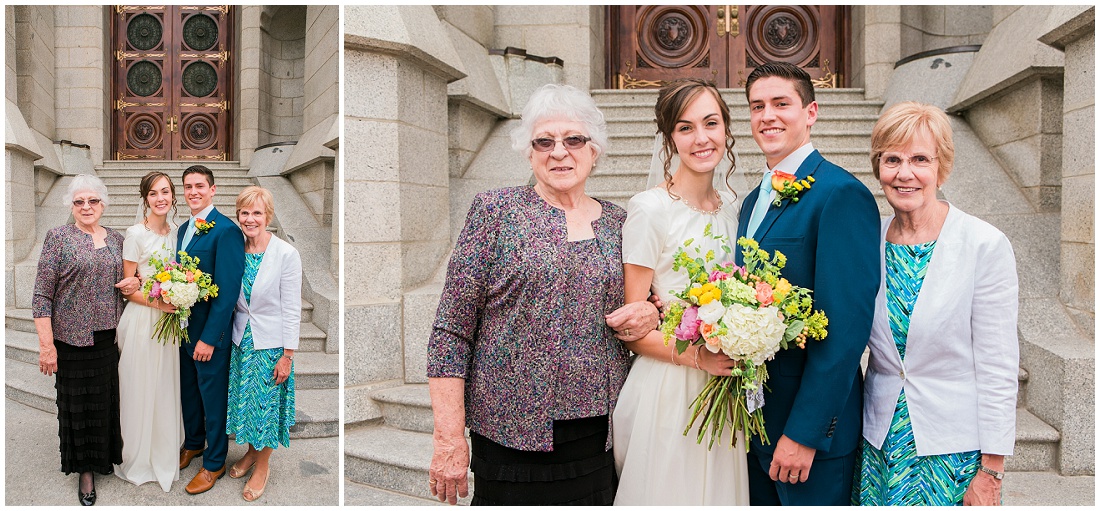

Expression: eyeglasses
xmin=879 ymin=154 xmax=937 ymax=169
xmin=72 ymin=198 xmax=103 ymax=208
xmin=531 ymin=135 xmax=591 ymax=152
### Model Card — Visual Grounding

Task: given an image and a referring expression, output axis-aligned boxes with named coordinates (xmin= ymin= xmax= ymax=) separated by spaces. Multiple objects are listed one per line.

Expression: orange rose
xmin=771 ymin=170 xmax=796 ymax=192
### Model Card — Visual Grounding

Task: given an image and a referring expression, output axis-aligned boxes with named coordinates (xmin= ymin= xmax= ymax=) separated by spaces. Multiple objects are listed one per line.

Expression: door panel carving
xmin=610 ymin=5 xmax=845 ymax=89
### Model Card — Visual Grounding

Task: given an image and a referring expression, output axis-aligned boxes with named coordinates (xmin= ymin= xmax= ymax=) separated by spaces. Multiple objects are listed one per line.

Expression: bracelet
xmin=693 ymin=345 xmax=702 ymax=370
xmin=978 ymin=464 xmax=1004 ymax=480
xmin=670 ymin=346 xmax=680 ymax=366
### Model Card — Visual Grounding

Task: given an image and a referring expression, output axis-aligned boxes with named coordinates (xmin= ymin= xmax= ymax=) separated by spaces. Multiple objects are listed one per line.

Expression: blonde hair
xmin=871 ymin=101 xmax=954 ymax=185
xmin=235 ymin=186 xmax=275 ymax=220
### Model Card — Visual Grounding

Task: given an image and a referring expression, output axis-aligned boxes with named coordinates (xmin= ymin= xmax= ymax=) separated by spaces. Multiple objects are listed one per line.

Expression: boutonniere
xmin=771 ymin=171 xmax=815 ymax=207
xmin=194 ymin=218 xmax=215 ymax=235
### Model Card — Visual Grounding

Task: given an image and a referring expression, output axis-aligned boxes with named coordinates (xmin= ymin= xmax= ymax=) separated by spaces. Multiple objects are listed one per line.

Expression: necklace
xmin=679 ymin=191 xmax=723 ymax=215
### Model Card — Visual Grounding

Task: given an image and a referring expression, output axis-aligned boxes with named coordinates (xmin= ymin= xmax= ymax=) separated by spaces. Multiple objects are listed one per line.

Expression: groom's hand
xmin=769 ymin=435 xmax=816 ymax=484
xmin=193 ymin=340 xmax=214 ymax=362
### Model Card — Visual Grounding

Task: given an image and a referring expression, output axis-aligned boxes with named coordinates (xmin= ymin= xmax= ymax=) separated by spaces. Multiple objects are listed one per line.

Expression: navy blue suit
xmin=737 ymin=150 xmax=879 ymax=505
xmin=176 ymin=207 xmax=245 ymax=471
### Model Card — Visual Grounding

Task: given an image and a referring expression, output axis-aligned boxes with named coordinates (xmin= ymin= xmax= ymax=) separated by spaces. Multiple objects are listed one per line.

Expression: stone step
xmin=96 ymin=161 xmax=250 ymax=173
xmin=294 ymin=351 xmax=339 ymax=390
xmin=345 ymin=478 xmax=450 ymax=506
xmin=344 ymin=423 xmax=474 ymax=504
xmin=607 ymin=112 xmax=880 ymax=130
xmin=591 ymin=88 xmax=871 ymax=105
xmin=607 ymin=131 xmax=876 ymax=153
xmin=372 ymin=384 xmax=434 ymax=434
xmin=4 ymin=343 xmax=337 ymax=439
xmin=1009 ymin=407 xmax=1061 ymax=472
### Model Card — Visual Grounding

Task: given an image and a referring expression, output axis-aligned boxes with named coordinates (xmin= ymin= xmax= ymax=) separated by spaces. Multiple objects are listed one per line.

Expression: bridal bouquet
xmin=658 ymin=225 xmax=828 ymax=450
xmin=141 ymin=250 xmax=219 ymax=345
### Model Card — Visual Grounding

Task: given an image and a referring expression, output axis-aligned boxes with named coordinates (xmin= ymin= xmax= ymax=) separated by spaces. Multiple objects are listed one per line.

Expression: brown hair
xmin=654 ymin=79 xmax=736 ymax=197
xmin=139 ymin=171 xmax=177 ymax=219
xmin=236 ymin=186 xmax=276 ymax=220
xmin=182 ymin=164 xmax=214 ymax=186
xmin=870 ymin=101 xmax=954 ymax=185
xmin=744 ymin=61 xmax=815 ymax=107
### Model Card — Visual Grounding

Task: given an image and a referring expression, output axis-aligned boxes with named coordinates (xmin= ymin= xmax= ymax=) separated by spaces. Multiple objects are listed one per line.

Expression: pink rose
xmin=674 ymin=306 xmax=701 ymax=341
xmin=755 ymin=282 xmax=774 ymax=306
xmin=709 ymin=269 xmax=730 ymax=282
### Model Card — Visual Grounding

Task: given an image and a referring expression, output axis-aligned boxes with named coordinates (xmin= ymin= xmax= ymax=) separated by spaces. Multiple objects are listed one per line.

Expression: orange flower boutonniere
xmin=771 ymin=171 xmax=815 ymax=207
xmin=194 ymin=218 xmax=215 ymax=236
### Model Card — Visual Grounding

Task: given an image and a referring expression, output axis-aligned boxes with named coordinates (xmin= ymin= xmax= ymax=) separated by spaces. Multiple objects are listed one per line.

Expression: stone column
xmin=236 ymin=6 xmax=263 ymax=166
xmin=343 ymin=6 xmax=465 ymax=424
xmin=53 ymin=6 xmax=108 ymax=164
xmin=852 ymin=6 xmax=901 ymax=101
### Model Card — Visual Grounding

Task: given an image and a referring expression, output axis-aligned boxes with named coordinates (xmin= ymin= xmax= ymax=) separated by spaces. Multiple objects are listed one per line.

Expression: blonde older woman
xmin=34 ymin=174 xmax=138 ymax=506
xmin=224 ymin=186 xmax=301 ymax=502
xmin=855 ymin=102 xmax=1019 ymax=505
xmin=426 ymin=84 xmax=658 ymax=505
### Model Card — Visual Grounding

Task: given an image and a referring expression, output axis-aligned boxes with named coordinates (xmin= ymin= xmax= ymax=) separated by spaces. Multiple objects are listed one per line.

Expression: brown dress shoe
xmin=185 ymin=466 xmax=225 ymax=495
xmin=179 ymin=448 xmax=204 ymax=470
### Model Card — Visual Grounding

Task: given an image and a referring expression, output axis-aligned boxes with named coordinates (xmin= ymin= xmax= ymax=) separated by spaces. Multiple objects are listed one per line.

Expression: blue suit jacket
xmin=176 ymin=207 xmax=245 ymax=350
xmin=737 ymin=150 xmax=880 ymax=458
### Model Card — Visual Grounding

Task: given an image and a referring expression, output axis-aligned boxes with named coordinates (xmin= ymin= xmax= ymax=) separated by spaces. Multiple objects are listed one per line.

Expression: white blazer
xmin=232 ymin=235 xmax=302 ymax=350
xmin=862 ymin=203 xmax=1018 ymax=456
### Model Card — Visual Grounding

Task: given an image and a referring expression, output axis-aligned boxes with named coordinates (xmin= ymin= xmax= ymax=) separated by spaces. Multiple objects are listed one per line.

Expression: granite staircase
xmin=343 ymin=89 xmax=1065 ymax=504
xmin=6 ymin=160 xmax=338 ymax=439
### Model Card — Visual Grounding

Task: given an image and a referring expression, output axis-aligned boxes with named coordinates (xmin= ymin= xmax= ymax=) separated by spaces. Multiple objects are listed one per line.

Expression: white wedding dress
xmin=613 ymin=187 xmax=750 ymax=505
xmin=114 ymin=223 xmax=183 ymax=492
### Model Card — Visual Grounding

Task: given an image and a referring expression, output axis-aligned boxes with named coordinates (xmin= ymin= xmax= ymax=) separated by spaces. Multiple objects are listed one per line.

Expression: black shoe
xmin=78 ymin=474 xmax=96 ymax=506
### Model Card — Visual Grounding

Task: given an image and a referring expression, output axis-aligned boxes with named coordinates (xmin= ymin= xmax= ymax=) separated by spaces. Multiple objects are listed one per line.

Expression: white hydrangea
xmin=713 ymin=303 xmax=786 ymax=365
xmin=169 ymin=282 xmax=201 ymax=309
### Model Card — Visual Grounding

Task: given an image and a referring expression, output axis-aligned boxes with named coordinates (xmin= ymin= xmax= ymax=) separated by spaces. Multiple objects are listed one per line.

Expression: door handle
xmin=730 ymin=6 xmax=739 ymax=38
xmin=717 ymin=7 xmax=727 ymax=37
xmin=717 ymin=6 xmax=739 ymax=38
xmin=167 ymin=116 xmax=177 ymax=133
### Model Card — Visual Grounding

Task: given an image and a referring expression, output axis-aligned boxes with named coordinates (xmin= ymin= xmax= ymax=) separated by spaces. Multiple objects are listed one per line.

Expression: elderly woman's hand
xmin=429 ymin=431 xmax=470 ymax=505
xmin=606 ymin=300 xmax=659 ymax=342
xmin=963 ymin=455 xmax=1004 ymax=505
xmin=39 ymin=345 xmax=58 ymax=376
xmin=273 ymin=354 xmax=293 ymax=384
xmin=114 ymin=276 xmax=141 ymax=296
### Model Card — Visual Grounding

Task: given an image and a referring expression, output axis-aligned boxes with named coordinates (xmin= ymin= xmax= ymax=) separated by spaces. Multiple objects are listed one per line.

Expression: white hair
xmin=65 ymin=174 xmax=109 ymax=208
xmin=510 ymin=84 xmax=609 ymax=161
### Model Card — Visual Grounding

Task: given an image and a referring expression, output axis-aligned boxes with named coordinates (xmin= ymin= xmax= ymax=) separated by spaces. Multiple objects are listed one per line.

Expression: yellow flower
xmin=156 ymin=271 xmax=171 ymax=283
xmin=774 ymin=278 xmax=792 ymax=300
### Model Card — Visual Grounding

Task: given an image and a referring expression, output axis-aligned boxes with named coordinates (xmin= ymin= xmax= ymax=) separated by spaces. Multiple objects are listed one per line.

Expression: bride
xmin=114 ymin=171 xmax=184 ymax=492
xmin=613 ymin=79 xmax=750 ymax=505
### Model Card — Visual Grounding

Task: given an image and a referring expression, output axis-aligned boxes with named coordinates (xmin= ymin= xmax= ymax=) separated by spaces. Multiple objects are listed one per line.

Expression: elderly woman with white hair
xmin=426 ymin=84 xmax=659 ymax=505
xmin=33 ymin=174 xmax=138 ymax=506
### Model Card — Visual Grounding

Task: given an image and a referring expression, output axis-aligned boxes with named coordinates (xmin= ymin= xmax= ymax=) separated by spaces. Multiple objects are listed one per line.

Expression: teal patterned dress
xmin=227 ymin=252 xmax=296 ymax=449
xmin=855 ymin=241 xmax=980 ymax=505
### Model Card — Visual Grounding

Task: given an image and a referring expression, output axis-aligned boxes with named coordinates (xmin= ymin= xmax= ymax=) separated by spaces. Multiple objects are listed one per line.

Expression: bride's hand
xmin=695 ymin=345 xmax=738 ymax=377
xmin=155 ymin=298 xmax=177 ymax=313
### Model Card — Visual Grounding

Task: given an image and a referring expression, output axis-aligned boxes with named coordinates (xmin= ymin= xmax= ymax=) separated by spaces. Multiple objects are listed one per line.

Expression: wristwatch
xmin=978 ymin=465 xmax=1004 ymax=480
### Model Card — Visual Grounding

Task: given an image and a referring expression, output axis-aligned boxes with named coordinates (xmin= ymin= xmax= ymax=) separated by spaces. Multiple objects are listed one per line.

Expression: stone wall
xmin=53 ymin=6 xmax=109 ymax=165
xmin=259 ymin=6 xmax=306 ymax=146
xmin=492 ymin=6 xmax=603 ymax=90
xmin=236 ymin=6 xmax=262 ymax=165
xmin=303 ymin=5 xmax=338 ymax=131
xmin=344 ymin=5 xmax=465 ymax=424
xmin=966 ymin=78 xmax=1064 ymax=212
xmin=13 ymin=6 xmax=56 ymax=139
xmin=899 ymin=6 xmax=990 ymax=56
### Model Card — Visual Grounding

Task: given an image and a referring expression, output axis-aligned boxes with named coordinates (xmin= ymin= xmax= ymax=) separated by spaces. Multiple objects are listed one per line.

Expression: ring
xmin=429 ymin=478 xmax=438 ymax=484
xmin=625 ymin=329 xmax=631 ymax=336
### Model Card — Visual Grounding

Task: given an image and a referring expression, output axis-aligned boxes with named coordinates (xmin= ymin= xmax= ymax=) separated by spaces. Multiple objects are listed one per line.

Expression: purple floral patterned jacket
xmin=427 ymin=186 xmax=631 ymax=452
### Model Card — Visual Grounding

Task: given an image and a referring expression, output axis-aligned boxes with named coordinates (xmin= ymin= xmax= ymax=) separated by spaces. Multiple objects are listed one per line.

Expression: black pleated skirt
xmin=54 ymin=330 xmax=123 ymax=475
xmin=470 ymin=415 xmax=616 ymax=506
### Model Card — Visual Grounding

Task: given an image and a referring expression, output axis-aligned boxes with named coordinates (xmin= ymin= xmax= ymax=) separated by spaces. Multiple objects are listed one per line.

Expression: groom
xmin=737 ymin=62 xmax=879 ymax=505
xmin=176 ymin=165 xmax=245 ymax=494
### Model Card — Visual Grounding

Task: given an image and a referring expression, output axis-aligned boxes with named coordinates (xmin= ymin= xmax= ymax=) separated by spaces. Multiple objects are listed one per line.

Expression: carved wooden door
xmin=113 ymin=5 xmax=232 ymax=160
xmin=610 ymin=6 xmax=846 ymax=89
